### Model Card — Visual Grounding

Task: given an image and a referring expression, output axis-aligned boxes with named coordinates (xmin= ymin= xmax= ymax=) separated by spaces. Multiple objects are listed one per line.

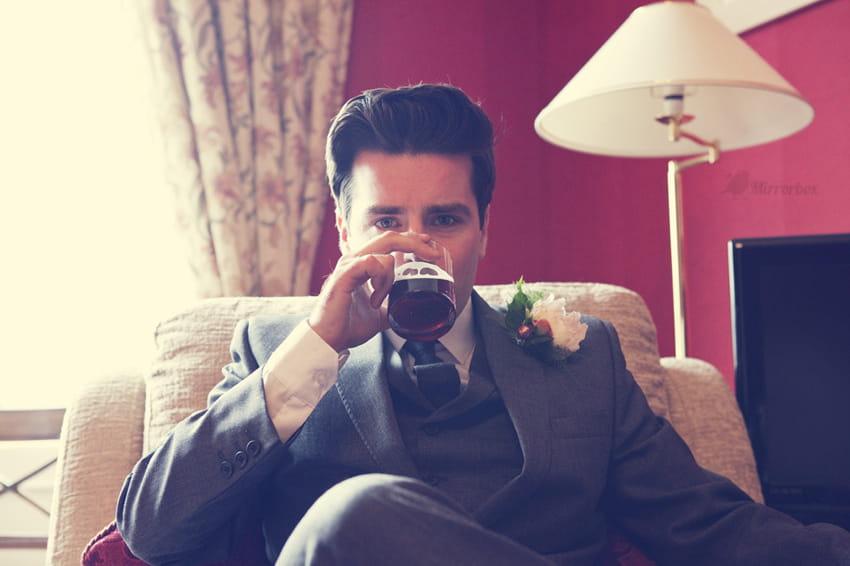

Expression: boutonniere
xmin=503 ymin=278 xmax=588 ymax=368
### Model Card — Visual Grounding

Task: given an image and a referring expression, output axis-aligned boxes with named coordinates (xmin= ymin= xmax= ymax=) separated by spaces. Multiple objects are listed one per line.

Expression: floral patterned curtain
xmin=139 ymin=0 xmax=353 ymax=297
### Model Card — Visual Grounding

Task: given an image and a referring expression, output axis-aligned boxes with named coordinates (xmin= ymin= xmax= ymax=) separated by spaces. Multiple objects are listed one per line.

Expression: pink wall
xmin=682 ymin=0 xmax=850 ymax=382
xmin=311 ymin=0 xmax=850 ymax=386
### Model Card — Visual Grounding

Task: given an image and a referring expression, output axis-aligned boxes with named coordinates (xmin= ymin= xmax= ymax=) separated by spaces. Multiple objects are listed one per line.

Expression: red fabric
xmin=82 ymin=521 xmax=655 ymax=566
xmin=601 ymin=528 xmax=658 ymax=566
xmin=81 ymin=521 xmax=271 ymax=566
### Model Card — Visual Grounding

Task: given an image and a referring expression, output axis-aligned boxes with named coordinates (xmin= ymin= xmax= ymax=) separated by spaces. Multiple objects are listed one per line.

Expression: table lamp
xmin=535 ymin=1 xmax=814 ymax=357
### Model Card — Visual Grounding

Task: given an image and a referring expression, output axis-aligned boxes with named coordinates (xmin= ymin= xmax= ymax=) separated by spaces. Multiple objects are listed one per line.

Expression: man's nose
xmin=407 ymin=219 xmax=427 ymax=236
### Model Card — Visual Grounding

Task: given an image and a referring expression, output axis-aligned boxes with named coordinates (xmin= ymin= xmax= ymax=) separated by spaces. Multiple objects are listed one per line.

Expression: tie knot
xmin=403 ymin=340 xmax=441 ymax=366
xmin=402 ymin=340 xmax=459 ymax=408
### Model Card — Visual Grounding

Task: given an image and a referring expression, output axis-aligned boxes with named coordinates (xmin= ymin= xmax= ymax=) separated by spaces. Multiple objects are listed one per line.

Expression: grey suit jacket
xmin=117 ymin=292 xmax=850 ymax=566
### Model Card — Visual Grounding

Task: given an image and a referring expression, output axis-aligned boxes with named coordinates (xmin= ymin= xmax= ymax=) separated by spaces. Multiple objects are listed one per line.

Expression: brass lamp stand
xmin=660 ymin=114 xmax=719 ymax=356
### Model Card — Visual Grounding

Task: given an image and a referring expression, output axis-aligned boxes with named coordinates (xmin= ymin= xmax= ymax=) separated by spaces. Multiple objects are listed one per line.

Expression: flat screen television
xmin=729 ymin=233 xmax=850 ymax=528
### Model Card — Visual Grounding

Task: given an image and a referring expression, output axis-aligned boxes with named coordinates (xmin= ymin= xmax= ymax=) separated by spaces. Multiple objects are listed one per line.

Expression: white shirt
xmin=261 ymin=300 xmax=476 ymax=442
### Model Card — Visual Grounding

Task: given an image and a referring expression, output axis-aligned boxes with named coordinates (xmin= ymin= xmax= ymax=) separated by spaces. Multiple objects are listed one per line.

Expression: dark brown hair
xmin=326 ymin=84 xmax=495 ymax=226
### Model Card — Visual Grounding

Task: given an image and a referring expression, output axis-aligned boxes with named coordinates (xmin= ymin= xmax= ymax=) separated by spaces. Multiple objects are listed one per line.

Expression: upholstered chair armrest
xmin=47 ymin=372 xmax=146 ymax=566
xmin=661 ymin=357 xmax=763 ymax=503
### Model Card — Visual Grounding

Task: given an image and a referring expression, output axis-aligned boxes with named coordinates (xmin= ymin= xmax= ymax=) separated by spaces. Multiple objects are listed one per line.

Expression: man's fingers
xmin=353 ymin=231 xmax=441 ymax=261
xmin=342 ymin=253 xmax=393 ymax=309
xmin=333 ymin=253 xmax=394 ymax=295
xmin=367 ymin=255 xmax=395 ymax=308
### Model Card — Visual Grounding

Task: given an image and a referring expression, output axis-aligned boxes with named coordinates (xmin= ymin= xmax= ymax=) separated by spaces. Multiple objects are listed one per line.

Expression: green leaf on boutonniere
xmin=517 ymin=277 xmax=544 ymax=304
xmin=505 ymin=278 xmax=530 ymax=329
xmin=505 ymin=277 xmax=544 ymax=329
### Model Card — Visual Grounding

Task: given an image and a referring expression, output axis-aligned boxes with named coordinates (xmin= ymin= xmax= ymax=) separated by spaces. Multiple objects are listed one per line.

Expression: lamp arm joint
xmin=672 ymin=127 xmax=720 ymax=172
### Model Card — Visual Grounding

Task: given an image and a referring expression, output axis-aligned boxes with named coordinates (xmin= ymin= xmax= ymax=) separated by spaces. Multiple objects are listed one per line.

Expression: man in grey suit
xmin=116 ymin=84 xmax=850 ymax=565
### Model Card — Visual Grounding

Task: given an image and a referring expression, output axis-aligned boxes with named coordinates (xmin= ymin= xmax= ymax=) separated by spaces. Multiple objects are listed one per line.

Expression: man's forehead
xmin=348 ymin=152 xmax=473 ymax=190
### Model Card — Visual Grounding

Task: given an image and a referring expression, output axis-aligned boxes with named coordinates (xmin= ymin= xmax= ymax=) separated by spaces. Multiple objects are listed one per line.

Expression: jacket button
xmin=246 ymin=440 xmax=261 ymax=457
xmin=234 ymin=450 xmax=248 ymax=469
xmin=219 ymin=460 xmax=234 ymax=479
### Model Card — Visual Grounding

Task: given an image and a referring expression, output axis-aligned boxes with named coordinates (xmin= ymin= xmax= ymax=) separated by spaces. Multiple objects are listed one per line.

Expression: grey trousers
xmin=276 ymin=473 xmax=555 ymax=566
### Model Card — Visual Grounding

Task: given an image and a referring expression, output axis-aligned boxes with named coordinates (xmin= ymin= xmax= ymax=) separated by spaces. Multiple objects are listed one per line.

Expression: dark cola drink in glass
xmin=388 ymin=248 xmax=456 ymax=341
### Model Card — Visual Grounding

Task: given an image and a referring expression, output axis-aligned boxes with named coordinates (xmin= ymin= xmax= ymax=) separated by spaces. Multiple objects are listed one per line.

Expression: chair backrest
xmin=144 ymin=282 xmax=670 ymax=452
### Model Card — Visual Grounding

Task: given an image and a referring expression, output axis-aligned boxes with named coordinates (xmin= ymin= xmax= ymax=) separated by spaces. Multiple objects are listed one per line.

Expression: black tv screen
xmin=729 ymin=233 xmax=850 ymax=528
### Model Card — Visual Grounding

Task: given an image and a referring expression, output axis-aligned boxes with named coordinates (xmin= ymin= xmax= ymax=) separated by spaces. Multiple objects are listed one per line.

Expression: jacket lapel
xmin=334 ymin=333 xmax=419 ymax=478
xmin=470 ymin=292 xmax=554 ymax=524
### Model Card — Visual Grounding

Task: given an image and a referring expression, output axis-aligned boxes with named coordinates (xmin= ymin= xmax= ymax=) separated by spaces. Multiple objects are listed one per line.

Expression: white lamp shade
xmin=535 ymin=1 xmax=814 ymax=157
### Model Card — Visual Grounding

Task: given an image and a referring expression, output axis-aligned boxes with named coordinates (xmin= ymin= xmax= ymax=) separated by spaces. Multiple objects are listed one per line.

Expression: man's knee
xmin=316 ymin=474 xmax=407 ymax=516
xmin=278 ymin=474 xmax=435 ymax=565
xmin=302 ymin=474 xmax=439 ymax=533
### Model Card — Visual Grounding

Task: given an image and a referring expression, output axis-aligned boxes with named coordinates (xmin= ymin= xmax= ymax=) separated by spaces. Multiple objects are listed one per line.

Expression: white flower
xmin=530 ymin=295 xmax=588 ymax=353
xmin=503 ymin=279 xmax=587 ymax=367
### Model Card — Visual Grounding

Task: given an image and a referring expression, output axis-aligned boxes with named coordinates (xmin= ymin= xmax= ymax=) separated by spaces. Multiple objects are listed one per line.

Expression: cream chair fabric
xmin=46 ymin=282 xmax=762 ymax=566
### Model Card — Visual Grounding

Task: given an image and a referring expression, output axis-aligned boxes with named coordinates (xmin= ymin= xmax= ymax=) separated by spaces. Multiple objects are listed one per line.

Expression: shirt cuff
xmin=262 ymin=320 xmax=343 ymax=441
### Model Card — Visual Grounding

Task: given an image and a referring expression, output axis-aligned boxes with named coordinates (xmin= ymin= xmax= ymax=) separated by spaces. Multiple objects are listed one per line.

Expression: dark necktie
xmin=403 ymin=340 xmax=461 ymax=408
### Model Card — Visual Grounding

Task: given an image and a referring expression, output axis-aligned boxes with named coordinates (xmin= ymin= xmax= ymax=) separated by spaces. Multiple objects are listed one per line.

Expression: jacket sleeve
xmin=115 ymin=317 xmax=293 ymax=566
xmin=599 ymin=320 xmax=850 ymax=565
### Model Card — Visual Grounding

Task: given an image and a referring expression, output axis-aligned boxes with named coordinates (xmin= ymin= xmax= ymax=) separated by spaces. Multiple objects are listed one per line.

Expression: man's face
xmin=337 ymin=151 xmax=489 ymax=316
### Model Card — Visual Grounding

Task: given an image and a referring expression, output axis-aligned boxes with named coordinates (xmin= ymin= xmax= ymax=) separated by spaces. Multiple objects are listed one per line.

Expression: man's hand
xmin=308 ymin=231 xmax=440 ymax=352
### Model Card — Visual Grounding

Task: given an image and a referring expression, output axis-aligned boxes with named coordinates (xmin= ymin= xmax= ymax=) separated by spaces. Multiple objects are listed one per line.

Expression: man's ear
xmin=336 ymin=208 xmax=351 ymax=254
xmin=479 ymin=206 xmax=490 ymax=259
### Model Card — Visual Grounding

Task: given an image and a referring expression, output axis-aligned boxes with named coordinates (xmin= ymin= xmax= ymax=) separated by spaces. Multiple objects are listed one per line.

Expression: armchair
xmin=45 ymin=282 xmax=762 ymax=566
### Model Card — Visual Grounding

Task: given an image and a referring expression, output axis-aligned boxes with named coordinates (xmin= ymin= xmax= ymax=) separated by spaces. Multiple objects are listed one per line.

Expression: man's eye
xmin=432 ymin=215 xmax=458 ymax=227
xmin=374 ymin=217 xmax=398 ymax=229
